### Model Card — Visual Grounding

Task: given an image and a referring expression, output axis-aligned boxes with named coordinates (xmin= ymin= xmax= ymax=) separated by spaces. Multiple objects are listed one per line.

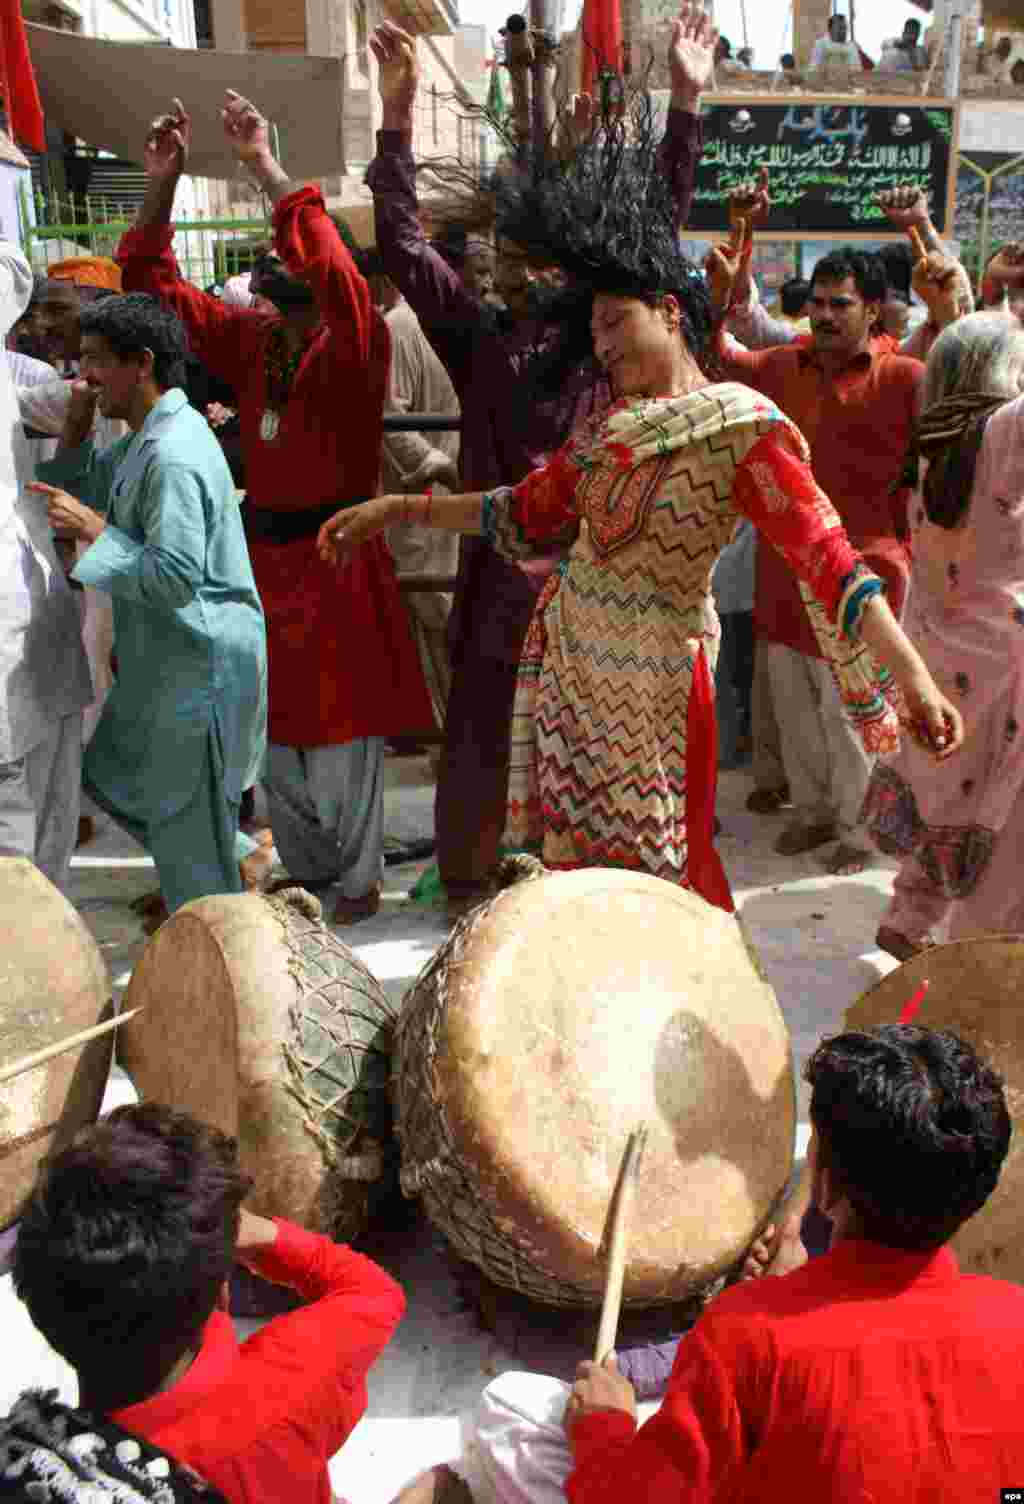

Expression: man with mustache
xmin=710 ymin=245 xmax=925 ymax=876
xmin=117 ymin=91 xmax=433 ymax=923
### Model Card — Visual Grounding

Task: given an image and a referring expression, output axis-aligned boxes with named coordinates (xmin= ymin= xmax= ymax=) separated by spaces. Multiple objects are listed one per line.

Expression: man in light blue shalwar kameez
xmin=29 ymin=293 xmax=267 ymax=919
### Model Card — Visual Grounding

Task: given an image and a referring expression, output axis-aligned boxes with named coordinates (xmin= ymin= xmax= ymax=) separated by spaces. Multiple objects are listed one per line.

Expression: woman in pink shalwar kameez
xmin=866 ymin=314 xmax=1024 ymax=956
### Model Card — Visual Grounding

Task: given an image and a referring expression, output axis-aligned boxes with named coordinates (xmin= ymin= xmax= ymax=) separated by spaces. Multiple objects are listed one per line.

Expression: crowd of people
xmin=4 ymin=1 xmax=1024 ymax=1494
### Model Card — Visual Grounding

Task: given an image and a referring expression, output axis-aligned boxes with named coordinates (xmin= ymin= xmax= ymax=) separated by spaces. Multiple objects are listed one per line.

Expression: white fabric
xmin=0 ymin=710 xmax=83 ymax=891
xmin=1 ymin=255 xmax=92 ymax=765
xmin=15 ymin=376 xmax=121 ymax=743
xmin=381 ymin=298 xmax=460 ymax=633
xmin=763 ymin=641 xmax=874 ymax=842
xmin=222 ymin=272 xmax=254 ymax=309
xmin=453 ymin=1373 xmax=659 ymax=1504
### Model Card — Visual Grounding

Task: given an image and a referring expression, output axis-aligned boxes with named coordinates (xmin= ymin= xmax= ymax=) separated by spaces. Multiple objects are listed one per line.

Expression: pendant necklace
xmin=261 ymin=324 xmax=304 ymax=444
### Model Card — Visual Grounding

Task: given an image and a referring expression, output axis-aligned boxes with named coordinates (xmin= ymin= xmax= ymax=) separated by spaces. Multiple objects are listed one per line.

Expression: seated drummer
xmin=11 ymin=1102 xmax=405 ymax=1502
xmin=400 ymin=1025 xmax=1024 ymax=1503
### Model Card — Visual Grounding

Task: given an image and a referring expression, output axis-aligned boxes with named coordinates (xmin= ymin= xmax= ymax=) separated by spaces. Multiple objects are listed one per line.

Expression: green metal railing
xmin=19 ymin=183 xmax=271 ymax=289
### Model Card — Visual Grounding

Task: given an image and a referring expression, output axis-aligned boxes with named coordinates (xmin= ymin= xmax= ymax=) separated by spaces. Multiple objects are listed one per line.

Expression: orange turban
xmin=47 ymin=257 xmax=123 ymax=291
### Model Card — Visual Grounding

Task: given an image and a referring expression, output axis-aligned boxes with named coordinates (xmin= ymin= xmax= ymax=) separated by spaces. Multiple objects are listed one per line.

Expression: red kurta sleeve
xmin=272 ymin=184 xmax=378 ymax=373
xmin=567 ymin=1328 xmax=749 ymax=1503
xmin=732 ymin=427 xmax=864 ymax=625
xmin=483 ymin=442 xmax=582 ymax=561
xmin=116 ymin=224 xmax=250 ymax=391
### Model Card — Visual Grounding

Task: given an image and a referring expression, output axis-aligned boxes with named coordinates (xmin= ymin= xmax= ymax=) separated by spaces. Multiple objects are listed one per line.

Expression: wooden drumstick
xmin=595 ymin=1125 xmax=648 ymax=1364
xmin=0 ymin=1009 xmax=142 ymax=1087
xmin=909 ymin=226 xmax=928 ymax=264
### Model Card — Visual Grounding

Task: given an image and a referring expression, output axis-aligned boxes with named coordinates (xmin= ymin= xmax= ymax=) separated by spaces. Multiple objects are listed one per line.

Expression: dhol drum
xmin=0 ymin=856 xmax=111 ymax=1227
xmin=846 ymin=938 xmax=1024 ymax=1285
xmin=121 ymin=888 xmax=396 ymax=1241
xmin=395 ymin=869 xmax=795 ymax=1307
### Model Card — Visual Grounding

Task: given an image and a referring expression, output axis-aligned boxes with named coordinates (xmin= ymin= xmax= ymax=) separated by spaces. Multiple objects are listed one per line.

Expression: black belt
xmin=241 ymin=497 xmax=369 ymax=544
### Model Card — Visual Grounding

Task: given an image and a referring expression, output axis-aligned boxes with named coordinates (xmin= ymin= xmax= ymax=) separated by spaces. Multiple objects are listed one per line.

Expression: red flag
xmin=0 ymin=0 xmax=46 ymax=153
xmin=580 ymin=0 xmax=623 ymax=99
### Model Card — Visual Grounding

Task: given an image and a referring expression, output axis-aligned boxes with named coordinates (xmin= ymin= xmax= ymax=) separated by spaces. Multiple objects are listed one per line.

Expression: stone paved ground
xmin=2 ymin=756 xmax=904 ymax=1500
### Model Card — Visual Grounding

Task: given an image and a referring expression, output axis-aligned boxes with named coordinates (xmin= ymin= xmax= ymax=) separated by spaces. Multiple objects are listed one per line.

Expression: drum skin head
xmin=397 ymin=869 xmax=795 ymax=1306
xmin=121 ymin=891 xmax=395 ymax=1240
xmin=847 ymin=938 xmax=1024 ymax=1286
xmin=0 ymin=856 xmax=112 ymax=1228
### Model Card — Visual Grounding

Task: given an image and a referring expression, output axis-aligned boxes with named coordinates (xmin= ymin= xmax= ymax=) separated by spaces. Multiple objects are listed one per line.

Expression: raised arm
xmin=117 ymin=99 xmax=250 ymax=390
xmin=660 ymin=3 xmax=715 ymax=226
xmin=0 ymin=240 xmax=33 ymax=339
xmin=365 ymin=23 xmax=483 ymax=390
xmin=217 ymin=90 xmax=378 ymax=369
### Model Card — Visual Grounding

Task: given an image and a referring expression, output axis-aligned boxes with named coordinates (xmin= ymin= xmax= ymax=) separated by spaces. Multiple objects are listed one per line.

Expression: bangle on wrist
xmin=423 ymin=486 xmax=433 ymax=527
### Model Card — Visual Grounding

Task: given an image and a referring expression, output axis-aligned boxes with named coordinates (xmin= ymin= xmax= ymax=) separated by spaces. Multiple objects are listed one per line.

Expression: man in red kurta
xmin=12 ymin=1102 xmax=406 ymax=1504
xmin=118 ymin=92 xmax=432 ymax=923
xmin=715 ymin=247 xmax=921 ymax=875
xmin=446 ymin=1025 xmax=1024 ymax=1504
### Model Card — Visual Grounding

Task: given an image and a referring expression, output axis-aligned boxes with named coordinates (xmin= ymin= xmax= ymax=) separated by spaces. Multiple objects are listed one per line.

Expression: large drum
xmin=0 ymin=856 xmax=111 ymax=1228
xmin=121 ymin=888 xmax=396 ymax=1242
xmin=395 ymin=870 xmax=795 ymax=1307
xmin=846 ymin=938 xmax=1024 ymax=1286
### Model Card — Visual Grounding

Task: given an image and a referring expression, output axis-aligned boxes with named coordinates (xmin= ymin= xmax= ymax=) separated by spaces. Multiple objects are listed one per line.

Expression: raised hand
xmin=876 ymin=183 xmax=931 ymax=233
xmin=910 ymin=243 xmax=972 ymax=329
xmin=668 ymin=2 xmax=719 ymax=106
xmin=704 ymin=216 xmax=752 ymax=315
xmin=371 ymin=21 xmax=419 ymax=125
xmin=222 ymin=90 xmax=273 ymax=167
xmin=729 ymin=165 xmax=770 ymax=231
xmin=143 ymin=98 xmax=190 ymax=180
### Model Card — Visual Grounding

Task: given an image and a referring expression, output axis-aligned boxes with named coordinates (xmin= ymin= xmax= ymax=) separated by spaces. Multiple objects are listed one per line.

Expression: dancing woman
xmin=319 ymin=96 xmax=963 ymax=909
xmin=866 ymin=312 xmax=1024 ymax=956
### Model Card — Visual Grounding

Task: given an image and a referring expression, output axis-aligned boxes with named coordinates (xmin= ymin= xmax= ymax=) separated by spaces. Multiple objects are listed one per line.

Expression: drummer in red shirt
xmin=429 ymin=1025 xmax=1024 ymax=1504
xmin=11 ymin=1102 xmax=405 ymax=1503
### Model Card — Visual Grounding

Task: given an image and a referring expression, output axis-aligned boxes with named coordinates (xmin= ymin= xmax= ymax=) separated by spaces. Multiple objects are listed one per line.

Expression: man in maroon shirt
xmin=12 ymin=1102 xmax=405 ymax=1504
xmin=366 ymin=7 xmax=715 ymax=920
xmin=437 ymin=1024 xmax=1024 ymax=1504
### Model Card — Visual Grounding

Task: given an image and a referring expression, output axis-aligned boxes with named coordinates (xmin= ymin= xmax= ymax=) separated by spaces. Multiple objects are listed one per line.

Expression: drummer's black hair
xmin=78 ymin=292 xmax=190 ymax=390
xmin=13 ymin=1103 xmax=253 ymax=1404
xmin=806 ymin=1024 xmax=1010 ymax=1250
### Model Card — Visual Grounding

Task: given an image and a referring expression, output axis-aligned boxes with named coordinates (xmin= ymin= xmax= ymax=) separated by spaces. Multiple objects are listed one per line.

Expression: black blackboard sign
xmin=686 ymin=96 xmax=958 ymax=238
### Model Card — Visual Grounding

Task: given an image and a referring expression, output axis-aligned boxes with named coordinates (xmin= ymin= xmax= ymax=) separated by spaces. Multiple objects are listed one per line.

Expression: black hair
xmin=13 ymin=1103 xmax=253 ymax=1403
xmin=806 ymin=1025 xmax=1011 ymax=1250
xmin=903 ymin=18 xmax=921 ymax=38
xmin=433 ymin=223 xmax=471 ymax=271
xmin=828 ymin=13 xmax=847 ymax=34
xmin=357 ymin=246 xmax=387 ymax=280
xmin=779 ymin=277 xmax=810 ymax=317
xmin=492 ymin=84 xmax=713 ymax=387
xmin=810 ymin=246 xmax=888 ymax=305
xmin=77 ymin=292 xmax=189 ymax=389
xmin=717 ymin=35 xmax=732 ymax=56
xmin=780 ymin=52 xmax=796 ymax=69
xmin=877 ymin=241 xmax=914 ymax=300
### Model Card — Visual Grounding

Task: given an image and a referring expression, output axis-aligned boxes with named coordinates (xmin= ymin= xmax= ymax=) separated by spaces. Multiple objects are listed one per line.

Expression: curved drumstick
xmin=595 ymin=1125 xmax=649 ymax=1363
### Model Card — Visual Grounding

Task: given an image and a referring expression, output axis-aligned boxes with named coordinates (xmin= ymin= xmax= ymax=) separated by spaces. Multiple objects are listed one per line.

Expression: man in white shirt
xmin=0 ymin=240 xmax=92 ymax=890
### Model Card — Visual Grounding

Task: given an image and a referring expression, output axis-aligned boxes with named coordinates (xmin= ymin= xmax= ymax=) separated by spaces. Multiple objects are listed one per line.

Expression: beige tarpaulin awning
xmin=26 ymin=24 xmax=345 ymax=180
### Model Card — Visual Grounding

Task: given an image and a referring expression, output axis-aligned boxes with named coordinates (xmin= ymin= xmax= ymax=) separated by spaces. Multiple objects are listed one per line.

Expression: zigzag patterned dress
xmin=482 ymin=382 xmax=898 ymax=899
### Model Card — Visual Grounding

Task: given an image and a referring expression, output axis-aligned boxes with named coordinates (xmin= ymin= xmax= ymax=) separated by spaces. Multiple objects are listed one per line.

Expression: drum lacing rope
xmin=267 ymin=888 xmax=391 ymax=1183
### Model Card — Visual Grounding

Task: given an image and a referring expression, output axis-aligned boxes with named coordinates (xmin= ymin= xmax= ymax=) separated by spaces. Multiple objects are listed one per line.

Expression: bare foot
xmin=141 ymin=898 xmax=169 ymax=935
xmin=824 ymin=841 xmax=871 ymax=877
xmin=391 ymin=1465 xmax=473 ymax=1503
xmin=239 ymin=842 xmax=275 ymax=891
xmin=332 ymin=886 xmax=382 ymax=925
xmin=741 ymin=1223 xmax=808 ymax=1280
xmin=130 ymin=890 xmax=166 ymax=917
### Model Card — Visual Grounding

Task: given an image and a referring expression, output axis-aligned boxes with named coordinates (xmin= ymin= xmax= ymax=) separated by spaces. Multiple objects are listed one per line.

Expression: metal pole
xmin=530 ymin=0 xmax=558 ymax=152
xmin=944 ymin=0 xmax=966 ymax=99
